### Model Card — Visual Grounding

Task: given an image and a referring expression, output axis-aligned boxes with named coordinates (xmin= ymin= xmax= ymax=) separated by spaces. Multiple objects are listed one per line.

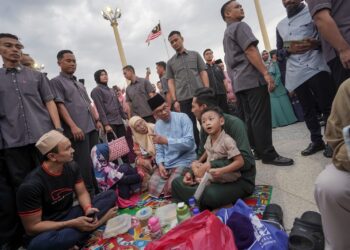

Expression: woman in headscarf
xmin=314 ymin=79 xmax=350 ymax=249
xmin=268 ymin=50 xmax=297 ymax=128
xmin=91 ymin=69 xmax=129 ymax=164
xmin=129 ymin=116 xmax=156 ymax=191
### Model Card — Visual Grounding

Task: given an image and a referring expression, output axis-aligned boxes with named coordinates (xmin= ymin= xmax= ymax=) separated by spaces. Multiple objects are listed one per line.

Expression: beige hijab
xmin=325 ymin=79 xmax=350 ymax=172
xmin=129 ymin=116 xmax=156 ymax=156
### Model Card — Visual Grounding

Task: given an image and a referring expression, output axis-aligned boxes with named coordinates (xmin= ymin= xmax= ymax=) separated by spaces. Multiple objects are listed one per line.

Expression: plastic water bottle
xmin=176 ymin=202 xmax=191 ymax=223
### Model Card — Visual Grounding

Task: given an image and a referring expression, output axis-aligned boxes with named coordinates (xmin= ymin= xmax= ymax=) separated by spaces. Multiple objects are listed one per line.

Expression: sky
xmin=0 ymin=0 xmax=286 ymax=94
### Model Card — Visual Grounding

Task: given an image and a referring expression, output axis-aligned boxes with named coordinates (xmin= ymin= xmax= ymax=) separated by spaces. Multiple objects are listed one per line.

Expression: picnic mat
xmin=243 ymin=184 xmax=273 ymax=219
xmin=82 ymin=185 xmax=273 ymax=250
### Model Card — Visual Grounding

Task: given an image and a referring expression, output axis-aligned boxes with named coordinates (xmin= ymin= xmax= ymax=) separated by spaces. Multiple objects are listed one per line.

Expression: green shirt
xmin=198 ymin=113 xmax=256 ymax=185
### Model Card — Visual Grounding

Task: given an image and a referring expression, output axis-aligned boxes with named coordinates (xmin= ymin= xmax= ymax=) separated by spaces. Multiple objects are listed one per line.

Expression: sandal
xmin=289 ymin=211 xmax=324 ymax=250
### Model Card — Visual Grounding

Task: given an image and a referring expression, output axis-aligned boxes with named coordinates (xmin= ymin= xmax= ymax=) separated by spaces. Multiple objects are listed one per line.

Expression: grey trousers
xmin=314 ymin=164 xmax=350 ymax=250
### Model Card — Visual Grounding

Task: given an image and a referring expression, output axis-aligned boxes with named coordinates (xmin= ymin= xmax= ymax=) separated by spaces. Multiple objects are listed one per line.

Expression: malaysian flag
xmin=145 ymin=23 xmax=162 ymax=46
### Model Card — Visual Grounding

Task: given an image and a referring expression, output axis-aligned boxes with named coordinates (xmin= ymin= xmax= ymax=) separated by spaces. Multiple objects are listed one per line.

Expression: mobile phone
xmin=283 ymin=40 xmax=306 ymax=49
xmin=86 ymin=211 xmax=97 ymax=221
xmin=343 ymin=125 xmax=350 ymax=159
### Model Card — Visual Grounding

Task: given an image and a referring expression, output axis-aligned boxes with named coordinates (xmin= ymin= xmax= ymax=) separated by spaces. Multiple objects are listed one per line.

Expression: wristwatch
xmin=55 ymin=127 xmax=64 ymax=133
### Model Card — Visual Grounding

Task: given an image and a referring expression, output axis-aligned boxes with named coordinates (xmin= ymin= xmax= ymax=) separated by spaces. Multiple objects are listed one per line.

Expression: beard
xmin=286 ymin=2 xmax=305 ymax=18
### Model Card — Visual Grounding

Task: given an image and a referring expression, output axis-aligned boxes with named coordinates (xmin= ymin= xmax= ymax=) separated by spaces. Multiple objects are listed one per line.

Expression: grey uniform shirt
xmin=0 ymin=66 xmax=54 ymax=149
xmin=125 ymin=77 xmax=154 ymax=118
xmin=166 ymin=50 xmax=206 ymax=101
xmin=160 ymin=75 xmax=169 ymax=96
xmin=223 ymin=21 xmax=266 ymax=93
xmin=90 ymin=84 xmax=126 ymax=126
xmin=306 ymin=0 xmax=350 ymax=63
xmin=50 ymin=72 xmax=96 ymax=136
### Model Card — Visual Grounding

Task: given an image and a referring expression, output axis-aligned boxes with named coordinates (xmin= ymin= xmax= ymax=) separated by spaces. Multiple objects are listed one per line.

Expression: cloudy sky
xmin=1 ymin=0 xmax=286 ymax=94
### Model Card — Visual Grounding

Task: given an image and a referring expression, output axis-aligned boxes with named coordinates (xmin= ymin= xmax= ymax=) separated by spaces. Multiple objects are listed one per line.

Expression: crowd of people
xmin=0 ymin=0 xmax=350 ymax=249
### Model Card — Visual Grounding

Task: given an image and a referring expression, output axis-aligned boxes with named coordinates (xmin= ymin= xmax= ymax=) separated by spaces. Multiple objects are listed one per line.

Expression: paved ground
xmin=256 ymin=121 xmax=330 ymax=232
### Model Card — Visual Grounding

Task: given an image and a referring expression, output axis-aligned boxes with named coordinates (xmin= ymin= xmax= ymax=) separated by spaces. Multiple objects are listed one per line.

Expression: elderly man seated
xmin=146 ymin=94 xmax=197 ymax=198
xmin=16 ymin=130 xmax=117 ymax=250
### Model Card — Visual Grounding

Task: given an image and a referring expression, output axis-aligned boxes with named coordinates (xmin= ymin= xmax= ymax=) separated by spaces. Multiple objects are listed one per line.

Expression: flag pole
xmin=160 ymin=20 xmax=170 ymax=59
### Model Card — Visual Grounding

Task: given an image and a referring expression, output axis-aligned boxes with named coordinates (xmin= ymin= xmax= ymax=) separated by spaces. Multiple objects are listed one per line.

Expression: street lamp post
xmin=101 ymin=7 xmax=127 ymax=68
xmin=253 ymin=0 xmax=271 ymax=51
xmin=33 ymin=62 xmax=45 ymax=72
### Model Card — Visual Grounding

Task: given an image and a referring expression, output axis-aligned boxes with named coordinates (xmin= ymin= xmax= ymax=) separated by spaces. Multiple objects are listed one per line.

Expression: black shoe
xmin=252 ymin=150 xmax=261 ymax=160
xmin=262 ymin=156 xmax=294 ymax=166
xmin=301 ymin=142 xmax=325 ymax=156
xmin=262 ymin=204 xmax=284 ymax=230
xmin=323 ymin=144 xmax=333 ymax=158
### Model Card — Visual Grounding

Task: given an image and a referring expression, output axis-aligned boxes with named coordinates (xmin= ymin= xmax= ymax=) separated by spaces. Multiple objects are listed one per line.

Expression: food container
xmin=103 ymin=214 xmax=131 ymax=239
xmin=135 ymin=207 xmax=153 ymax=228
xmin=155 ymin=203 xmax=178 ymax=227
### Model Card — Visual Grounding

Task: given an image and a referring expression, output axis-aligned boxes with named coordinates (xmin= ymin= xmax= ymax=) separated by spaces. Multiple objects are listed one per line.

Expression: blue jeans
xmin=27 ymin=190 xmax=116 ymax=250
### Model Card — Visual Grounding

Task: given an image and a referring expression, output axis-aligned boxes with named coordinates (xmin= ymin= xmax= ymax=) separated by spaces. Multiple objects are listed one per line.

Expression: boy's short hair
xmin=201 ymin=106 xmax=224 ymax=119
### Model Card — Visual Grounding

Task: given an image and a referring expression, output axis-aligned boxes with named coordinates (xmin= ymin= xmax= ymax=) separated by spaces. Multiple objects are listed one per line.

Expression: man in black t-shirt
xmin=16 ymin=130 xmax=117 ymax=250
xmin=203 ymin=49 xmax=229 ymax=113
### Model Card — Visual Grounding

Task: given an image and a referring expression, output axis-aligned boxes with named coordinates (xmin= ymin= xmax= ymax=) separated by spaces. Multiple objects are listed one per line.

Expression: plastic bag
xmin=145 ymin=210 xmax=237 ymax=250
xmin=217 ymin=199 xmax=288 ymax=250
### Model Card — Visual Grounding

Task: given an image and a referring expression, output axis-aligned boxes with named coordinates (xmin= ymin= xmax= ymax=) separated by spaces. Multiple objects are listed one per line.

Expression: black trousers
xmin=107 ymin=124 xmax=129 ymax=163
xmin=236 ymin=85 xmax=278 ymax=161
xmin=216 ymin=94 xmax=229 ymax=114
xmin=294 ymin=71 xmax=335 ymax=144
xmin=328 ymin=56 xmax=350 ymax=90
xmin=0 ymin=144 xmax=41 ymax=245
xmin=179 ymin=98 xmax=200 ymax=147
xmin=71 ymin=130 xmax=99 ymax=195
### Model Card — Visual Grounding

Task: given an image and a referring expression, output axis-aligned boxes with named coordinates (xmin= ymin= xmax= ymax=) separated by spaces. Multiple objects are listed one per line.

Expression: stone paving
xmin=256 ymin=121 xmax=331 ymax=231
